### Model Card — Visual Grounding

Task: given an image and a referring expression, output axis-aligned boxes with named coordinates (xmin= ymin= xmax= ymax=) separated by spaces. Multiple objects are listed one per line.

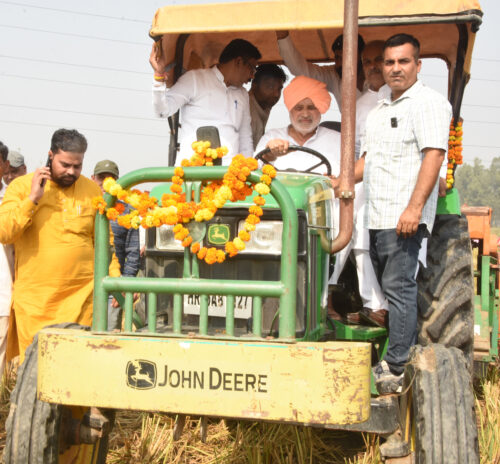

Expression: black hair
xmin=50 ymin=129 xmax=88 ymax=154
xmin=0 ymin=141 xmax=8 ymax=162
xmin=219 ymin=38 xmax=261 ymax=64
xmin=331 ymin=34 xmax=365 ymax=54
xmin=383 ymin=33 xmax=420 ymax=60
xmin=253 ymin=64 xmax=287 ymax=85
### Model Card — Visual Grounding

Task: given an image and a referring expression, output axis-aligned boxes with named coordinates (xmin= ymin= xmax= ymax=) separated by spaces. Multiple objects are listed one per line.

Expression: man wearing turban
xmin=255 ymin=75 xmax=386 ymax=326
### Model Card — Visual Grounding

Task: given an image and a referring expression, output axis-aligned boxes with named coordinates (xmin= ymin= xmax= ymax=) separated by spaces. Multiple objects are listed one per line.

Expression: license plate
xmin=183 ymin=295 xmax=252 ymax=319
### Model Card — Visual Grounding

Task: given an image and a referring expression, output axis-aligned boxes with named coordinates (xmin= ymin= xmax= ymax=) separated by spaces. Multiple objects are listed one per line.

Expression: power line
xmin=1 ymin=73 xmax=149 ymax=93
xmin=0 ymin=54 xmax=150 ymax=75
xmin=0 ymin=1 xmax=150 ymax=24
xmin=0 ymin=24 xmax=150 ymax=46
xmin=0 ymin=103 xmax=158 ymax=122
xmin=0 ymin=119 xmax=168 ymax=138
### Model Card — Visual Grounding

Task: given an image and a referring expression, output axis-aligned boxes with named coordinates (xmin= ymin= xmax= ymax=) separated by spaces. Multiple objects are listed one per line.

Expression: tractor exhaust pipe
xmin=330 ymin=0 xmax=358 ymax=254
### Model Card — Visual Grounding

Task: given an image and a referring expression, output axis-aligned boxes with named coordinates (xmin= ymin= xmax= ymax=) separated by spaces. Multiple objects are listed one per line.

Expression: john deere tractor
xmin=5 ymin=1 xmax=495 ymax=463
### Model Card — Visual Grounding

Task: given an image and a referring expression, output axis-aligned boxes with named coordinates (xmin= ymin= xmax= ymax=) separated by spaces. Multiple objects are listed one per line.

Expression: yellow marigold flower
xmin=238 ymin=230 xmax=251 ymax=242
xmin=255 ymin=183 xmax=270 ymax=196
xmin=233 ymin=237 xmax=245 ymax=251
xmin=145 ymin=215 xmax=155 ymax=228
xmin=102 ymin=177 xmax=116 ymax=193
xmin=130 ymin=216 xmax=141 ymax=229
xmin=128 ymin=193 xmax=141 ymax=209
xmin=173 ymin=224 xmax=183 ymax=233
xmin=109 ymin=184 xmax=122 ymax=197
xmin=244 ymin=222 xmax=256 ymax=232
xmin=174 ymin=167 xmax=184 ymax=177
xmin=260 ymin=174 xmax=272 ymax=185
xmin=216 ymin=250 xmax=226 ymax=263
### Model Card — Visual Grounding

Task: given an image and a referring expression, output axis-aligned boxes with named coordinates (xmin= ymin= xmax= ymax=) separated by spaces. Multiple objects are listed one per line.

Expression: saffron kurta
xmin=0 ymin=173 xmax=120 ymax=361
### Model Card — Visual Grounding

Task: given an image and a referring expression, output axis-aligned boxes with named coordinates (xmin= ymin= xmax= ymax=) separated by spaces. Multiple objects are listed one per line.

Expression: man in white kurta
xmin=256 ymin=76 xmax=385 ymax=323
xmin=150 ymin=39 xmax=261 ymax=164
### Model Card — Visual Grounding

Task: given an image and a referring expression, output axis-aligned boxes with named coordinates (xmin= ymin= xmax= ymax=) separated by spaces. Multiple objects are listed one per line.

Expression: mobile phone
xmin=40 ymin=156 xmax=51 ymax=187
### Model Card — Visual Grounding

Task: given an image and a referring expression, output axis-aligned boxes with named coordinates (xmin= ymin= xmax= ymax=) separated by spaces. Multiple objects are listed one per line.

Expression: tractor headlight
xmin=237 ymin=220 xmax=283 ymax=255
xmin=156 ymin=225 xmax=184 ymax=251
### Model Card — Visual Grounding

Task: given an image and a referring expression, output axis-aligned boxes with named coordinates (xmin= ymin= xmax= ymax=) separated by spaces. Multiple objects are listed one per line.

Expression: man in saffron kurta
xmin=0 ymin=129 xmax=120 ymax=362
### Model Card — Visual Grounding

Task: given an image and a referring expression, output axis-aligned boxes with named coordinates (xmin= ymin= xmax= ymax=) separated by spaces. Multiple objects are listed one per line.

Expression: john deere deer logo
xmin=207 ymin=224 xmax=230 ymax=245
xmin=126 ymin=360 xmax=157 ymax=390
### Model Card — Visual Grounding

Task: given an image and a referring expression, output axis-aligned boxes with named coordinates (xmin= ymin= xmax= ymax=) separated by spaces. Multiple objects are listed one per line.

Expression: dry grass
xmin=106 ymin=414 xmax=377 ymax=464
xmin=0 ymin=361 xmax=497 ymax=463
xmin=475 ymin=361 xmax=500 ymax=464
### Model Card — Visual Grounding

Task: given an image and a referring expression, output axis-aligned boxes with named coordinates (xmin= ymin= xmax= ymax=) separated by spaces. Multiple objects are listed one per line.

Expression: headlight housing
xmin=155 ymin=225 xmax=184 ymax=251
xmin=237 ymin=220 xmax=283 ymax=255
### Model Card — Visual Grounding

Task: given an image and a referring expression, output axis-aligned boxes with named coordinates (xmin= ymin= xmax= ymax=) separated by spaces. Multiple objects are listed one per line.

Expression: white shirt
xmin=278 ymin=36 xmax=361 ymax=109
xmin=256 ymin=126 xmax=366 ymax=248
xmin=355 ymin=88 xmax=381 ymax=159
xmin=0 ymin=184 xmax=14 ymax=317
xmin=255 ymin=126 xmax=341 ymax=174
xmin=361 ymin=80 xmax=452 ymax=232
xmin=153 ymin=66 xmax=253 ymax=165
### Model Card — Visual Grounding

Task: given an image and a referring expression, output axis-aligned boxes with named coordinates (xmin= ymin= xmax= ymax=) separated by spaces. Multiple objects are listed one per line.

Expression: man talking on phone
xmin=0 ymin=128 xmax=120 ymax=363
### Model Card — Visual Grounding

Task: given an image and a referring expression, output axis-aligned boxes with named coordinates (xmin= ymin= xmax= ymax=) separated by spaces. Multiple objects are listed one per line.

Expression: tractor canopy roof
xmin=150 ymin=0 xmax=482 ymax=81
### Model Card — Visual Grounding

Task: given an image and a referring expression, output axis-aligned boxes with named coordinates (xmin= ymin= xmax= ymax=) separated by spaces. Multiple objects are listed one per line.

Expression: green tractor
xmin=5 ymin=1 xmax=496 ymax=463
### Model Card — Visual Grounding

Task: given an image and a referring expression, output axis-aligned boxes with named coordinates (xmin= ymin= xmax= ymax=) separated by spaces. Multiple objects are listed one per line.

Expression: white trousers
xmin=329 ymin=241 xmax=389 ymax=311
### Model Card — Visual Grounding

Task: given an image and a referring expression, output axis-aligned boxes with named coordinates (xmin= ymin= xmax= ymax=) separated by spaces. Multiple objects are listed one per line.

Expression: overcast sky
xmin=0 ymin=0 xmax=498 ymax=181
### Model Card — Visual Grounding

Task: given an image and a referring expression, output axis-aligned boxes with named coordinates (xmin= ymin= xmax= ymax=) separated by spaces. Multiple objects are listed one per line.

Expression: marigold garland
xmin=93 ymin=141 xmax=276 ymax=264
xmin=446 ymin=118 xmax=463 ymax=189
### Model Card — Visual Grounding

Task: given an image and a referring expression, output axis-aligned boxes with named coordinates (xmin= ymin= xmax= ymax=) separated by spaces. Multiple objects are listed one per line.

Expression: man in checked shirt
xmin=346 ymin=33 xmax=452 ymax=392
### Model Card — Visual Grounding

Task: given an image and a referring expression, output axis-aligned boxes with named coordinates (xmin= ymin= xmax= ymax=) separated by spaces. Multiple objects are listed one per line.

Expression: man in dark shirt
xmin=92 ymin=160 xmax=140 ymax=329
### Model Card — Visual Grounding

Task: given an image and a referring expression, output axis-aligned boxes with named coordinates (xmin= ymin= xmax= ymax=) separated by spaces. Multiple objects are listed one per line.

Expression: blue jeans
xmin=369 ymin=226 xmax=426 ymax=375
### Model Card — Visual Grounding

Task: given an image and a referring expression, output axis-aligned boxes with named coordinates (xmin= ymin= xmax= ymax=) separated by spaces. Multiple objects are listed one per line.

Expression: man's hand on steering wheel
xmin=264 ymin=139 xmax=290 ymax=162
xmin=254 ymin=143 xmax=332 ymax=176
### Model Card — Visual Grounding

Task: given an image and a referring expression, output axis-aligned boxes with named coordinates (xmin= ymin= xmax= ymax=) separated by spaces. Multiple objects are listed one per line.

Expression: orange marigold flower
xmin=262 ymin=164 xmax=277 ymax=178
xmin=216 ymin=250 xmax=226 ymax=263
xmin=182 ymin=236 xmax=193 ymax=247
xmin=249 ymin=205 xmax=263 ymax=216
xmin=225 ymin=242 xmax=238 ymax=257
xmin=174 ymin=167 xmax=184 ymax=177
xmin=190 ymin=242 xmax=201 ymax=254
xmin=92 ymin=196 xmax=106 ymax=214
xmin=205 ymin=247 xmax=218 ymax=265
xmin=106 ymin=208 xmax=120 ymax=221
xmin=246 ymin=214 xmax=261 ymax=225
xmin=115 ymin=202 xmax=126 ymax=214
xmin=197 ymin=247 xmax=208 ymax=260
xmin=170 ymin=183 xmax=183 ymax=194
xmin=253 ymin=196 xmax=266 ymax=206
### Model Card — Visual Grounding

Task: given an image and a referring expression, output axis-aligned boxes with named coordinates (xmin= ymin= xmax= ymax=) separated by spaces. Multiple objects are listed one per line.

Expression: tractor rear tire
xmin=4 ymin=323 xmax=110 ymax=464
xmin=404 ymin=344 xmax=479 ymax=464
xmin=417 ymin=214 xmax=474 ymax=370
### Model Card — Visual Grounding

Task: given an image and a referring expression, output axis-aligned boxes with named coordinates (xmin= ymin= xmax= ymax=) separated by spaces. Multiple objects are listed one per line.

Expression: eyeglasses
xmin=243 ymin=59 xmax=257 ymax=74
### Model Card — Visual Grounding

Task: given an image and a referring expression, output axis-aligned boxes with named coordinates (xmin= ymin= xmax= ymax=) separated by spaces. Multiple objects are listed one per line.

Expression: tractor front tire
xmin=417 ymin=214 xmax=474 ymax=370
xmin=403 ymin=344 xmax=479 ymax=463
xmin=4 ymin=323 xmax=110 ymax=464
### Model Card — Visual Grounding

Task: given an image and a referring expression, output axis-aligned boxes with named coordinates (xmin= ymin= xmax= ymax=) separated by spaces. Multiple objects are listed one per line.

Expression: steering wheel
xmin=254 ymin=145 xmax=332 ymax=176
